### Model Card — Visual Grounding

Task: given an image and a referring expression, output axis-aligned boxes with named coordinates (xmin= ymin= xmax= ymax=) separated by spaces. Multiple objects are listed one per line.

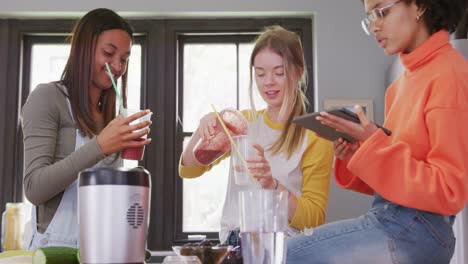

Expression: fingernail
xmin=147 ymin=138 xmax=152 ymax=142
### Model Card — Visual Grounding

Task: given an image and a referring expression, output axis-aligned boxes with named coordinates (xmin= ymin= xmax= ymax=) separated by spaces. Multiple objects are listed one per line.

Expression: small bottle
xmin=193 ymin=109 xmax=248 ymax=166
xmin=1 ymin=203 xmax=23 ymax=251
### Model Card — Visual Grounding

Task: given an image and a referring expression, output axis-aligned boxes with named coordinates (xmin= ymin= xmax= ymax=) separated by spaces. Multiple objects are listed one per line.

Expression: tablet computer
xmin=292 ymin=108 xmax=360 ymax=142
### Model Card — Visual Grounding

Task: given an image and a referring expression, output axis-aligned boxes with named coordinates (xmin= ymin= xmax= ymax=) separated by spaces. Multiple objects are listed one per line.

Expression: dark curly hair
xmin=407 ymin=0 xmax=467 ymax=33
xmin=362 ymin=0 xmax=468 ymax=34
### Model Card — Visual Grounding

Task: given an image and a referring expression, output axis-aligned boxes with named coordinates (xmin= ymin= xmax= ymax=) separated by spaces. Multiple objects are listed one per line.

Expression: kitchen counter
xmin=0 ymin=250 xmax=178 ymax=264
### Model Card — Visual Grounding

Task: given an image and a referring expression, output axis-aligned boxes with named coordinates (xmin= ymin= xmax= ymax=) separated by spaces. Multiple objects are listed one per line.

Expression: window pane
xmin=182 ymin=136 xmax=229 ymax=232
xmin=30 ymin=44 xmax=70 ymax=91
xmin=182 ymin=43 xmax=238 ymax=233
xmin=182 ymin=44 xmax=237 ymax=132
xmin=181 ymin=41 xmax=266 ymax=233
xmin=29 ymin=43 xmax=142 ymax=170
xmin=121 ymin=45 xmax=142 ymax=168
xmin=123 ymin=45 xmax=142 ymax=110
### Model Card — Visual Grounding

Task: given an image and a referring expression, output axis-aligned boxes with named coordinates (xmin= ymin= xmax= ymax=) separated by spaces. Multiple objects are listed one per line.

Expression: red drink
xmin=193 ymin=131 xmax=232 ymax=165
xmin=193 ymin=149 xmax=225 ymax=166
xmin=122 ymin=138 xmax=145 ymax=160
xmin=192 ymin=108 xmax=248 ymax=166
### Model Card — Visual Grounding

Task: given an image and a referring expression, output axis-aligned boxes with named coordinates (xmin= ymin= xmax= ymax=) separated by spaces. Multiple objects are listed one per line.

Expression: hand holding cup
xmin=97 ymin=109 xmax=152 ymax=157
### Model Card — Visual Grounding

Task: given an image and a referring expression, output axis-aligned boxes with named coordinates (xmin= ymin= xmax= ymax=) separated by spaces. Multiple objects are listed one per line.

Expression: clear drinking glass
xmin=231 ymin=135 xmax=257 ymax=186
xmin=238 ymin=190 xmax=288 ymax=264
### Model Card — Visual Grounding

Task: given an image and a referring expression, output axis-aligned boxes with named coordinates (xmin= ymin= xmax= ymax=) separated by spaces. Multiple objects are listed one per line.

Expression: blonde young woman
xmin=179 ymin=26 xmax=333 ymax=252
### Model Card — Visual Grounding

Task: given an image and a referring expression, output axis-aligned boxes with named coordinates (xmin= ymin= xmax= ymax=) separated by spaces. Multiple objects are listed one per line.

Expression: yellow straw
xmin=210 ymin=104 xmax=255 ymax=181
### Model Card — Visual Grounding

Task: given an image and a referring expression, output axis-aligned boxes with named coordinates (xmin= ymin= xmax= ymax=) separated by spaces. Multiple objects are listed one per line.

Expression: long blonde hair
xmin=249 ymin=25 xmax=309 ymax=159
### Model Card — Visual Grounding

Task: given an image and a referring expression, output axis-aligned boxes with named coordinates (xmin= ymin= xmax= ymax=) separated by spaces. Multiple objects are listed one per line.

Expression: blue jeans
xmin=287 ymin=194 xmax=455 ymax=264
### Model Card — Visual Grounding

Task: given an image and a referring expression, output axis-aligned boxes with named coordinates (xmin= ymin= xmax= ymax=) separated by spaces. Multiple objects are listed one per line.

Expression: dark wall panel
xmin=0 ymin=20 xmax=10 ymax=233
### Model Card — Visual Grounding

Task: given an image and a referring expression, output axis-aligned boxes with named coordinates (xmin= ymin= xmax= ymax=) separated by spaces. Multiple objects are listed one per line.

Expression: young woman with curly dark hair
xmin=287 ymin=0 xmax=468 ymax=263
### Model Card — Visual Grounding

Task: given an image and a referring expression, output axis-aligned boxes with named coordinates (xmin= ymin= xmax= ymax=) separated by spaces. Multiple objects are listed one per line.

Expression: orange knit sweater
xmin=334 ymin=30 xmax=468 ymax=215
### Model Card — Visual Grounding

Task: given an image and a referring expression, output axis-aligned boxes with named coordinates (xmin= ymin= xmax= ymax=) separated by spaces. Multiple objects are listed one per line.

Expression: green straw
xmin=105 ymin=62 xmax=125 ymax=114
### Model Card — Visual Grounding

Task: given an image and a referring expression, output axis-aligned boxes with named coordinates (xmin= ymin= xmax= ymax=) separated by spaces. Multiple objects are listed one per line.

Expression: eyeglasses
xmin=361 ymin=0 xmax=401 ymax=35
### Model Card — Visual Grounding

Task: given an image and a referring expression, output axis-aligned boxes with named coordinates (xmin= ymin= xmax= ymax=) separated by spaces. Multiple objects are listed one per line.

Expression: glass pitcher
xmin=193 ymin=108 xmax=248 ymax=166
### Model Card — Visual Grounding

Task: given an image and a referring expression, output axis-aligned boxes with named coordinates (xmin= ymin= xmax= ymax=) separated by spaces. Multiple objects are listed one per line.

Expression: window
xmin=24 ymin=36 xmax=143 ymax=169
xmin=179 ymin=36 xmax=266 ymax=235
xmin=168 ymin=20 xmax=313 ymax=246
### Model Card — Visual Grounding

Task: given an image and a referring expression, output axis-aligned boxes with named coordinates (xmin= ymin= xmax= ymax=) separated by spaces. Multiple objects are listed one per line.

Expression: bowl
xmin=172 ymin=245 xmax=231 ymax=264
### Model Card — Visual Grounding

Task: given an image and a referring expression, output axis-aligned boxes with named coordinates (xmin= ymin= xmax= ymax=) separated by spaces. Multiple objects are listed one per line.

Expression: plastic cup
xmin=231 ymin=135 xmax=257 ymax=186
xmin=121 ymin=108 xmax=152 ymax=160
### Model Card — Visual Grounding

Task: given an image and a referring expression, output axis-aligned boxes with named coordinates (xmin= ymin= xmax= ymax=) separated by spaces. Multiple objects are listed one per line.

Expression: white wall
xmin=0 ymin=0 xmax=394 ymax=222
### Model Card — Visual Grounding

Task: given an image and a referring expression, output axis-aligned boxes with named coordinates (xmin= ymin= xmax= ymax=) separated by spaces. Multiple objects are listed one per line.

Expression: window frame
xmin=166 ymin=19 xmax=313 ymax=246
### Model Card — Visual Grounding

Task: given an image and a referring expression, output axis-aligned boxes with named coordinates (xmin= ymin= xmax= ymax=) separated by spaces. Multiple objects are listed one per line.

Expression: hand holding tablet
xmin=292 ymin=107 xmax=391 ymax=142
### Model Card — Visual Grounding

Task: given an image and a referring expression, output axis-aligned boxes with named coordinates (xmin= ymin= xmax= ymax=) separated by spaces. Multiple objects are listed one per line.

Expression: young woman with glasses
xmin=287 ymin=0 xmax=468 ymax=263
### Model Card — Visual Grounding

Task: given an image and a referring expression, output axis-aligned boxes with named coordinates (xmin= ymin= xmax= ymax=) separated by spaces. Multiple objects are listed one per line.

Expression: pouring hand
xmin=246 ymin=144 xmax=277 ymax=189
xmin=196 ymin=112 xmax=219 ymax=140
xmin=316 ymin=105 xmax=378 ymax=142
xmin=97 ymin=110 xmax=152 ymax=156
